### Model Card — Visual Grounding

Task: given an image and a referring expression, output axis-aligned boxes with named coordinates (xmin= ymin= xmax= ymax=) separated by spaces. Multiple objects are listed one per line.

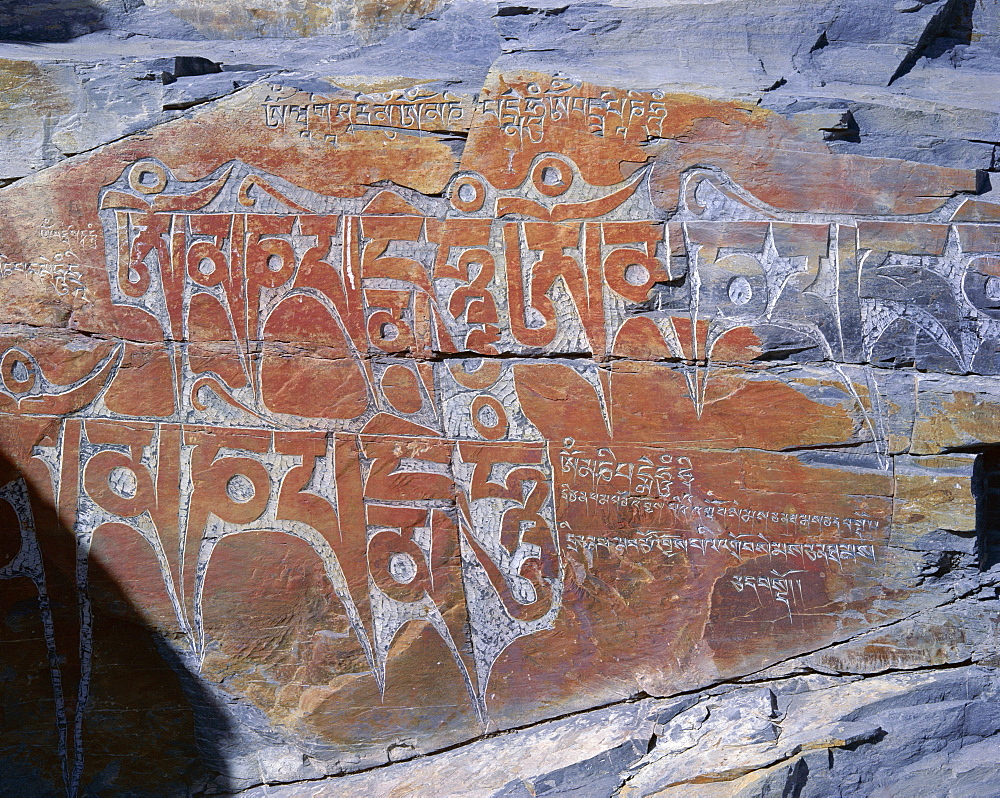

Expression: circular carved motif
xmin=531 ymin=156 xmax=572 ymax=197
xmin=471 ymin=394 xmax=507 ymax=440
xmin=226 ymin=474 xmax=256 ymax=504
xmin=388 ymin=552 xmax=418 ymax=585
xmin=963 ymin=255 xmax=1000 ymax=318
xmin=451 ymin=175 xmax=486 ymax=212
xmin=128 ymin=161 xmax=168 ymax=195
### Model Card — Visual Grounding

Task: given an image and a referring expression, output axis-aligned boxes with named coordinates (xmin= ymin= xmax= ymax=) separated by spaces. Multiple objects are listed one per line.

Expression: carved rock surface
xmin=0 ymin=1 xmax=999 ymax=796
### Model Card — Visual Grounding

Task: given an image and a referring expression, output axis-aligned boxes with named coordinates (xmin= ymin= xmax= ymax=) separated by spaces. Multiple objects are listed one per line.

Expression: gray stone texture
xmin=1 ymin=0 xmax=999 ymax=795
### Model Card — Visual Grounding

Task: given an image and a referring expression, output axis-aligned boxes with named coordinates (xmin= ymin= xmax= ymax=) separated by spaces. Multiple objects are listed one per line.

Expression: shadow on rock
xmin=0 ymin=444 xmax=238 ymax=796
xmin=0 ymin=0 xmax=106 ymax=44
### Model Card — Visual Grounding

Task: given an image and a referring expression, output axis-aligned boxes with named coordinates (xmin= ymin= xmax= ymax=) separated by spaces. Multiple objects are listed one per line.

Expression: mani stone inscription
xmin=0 ymin=72 xmax=996 ymax=794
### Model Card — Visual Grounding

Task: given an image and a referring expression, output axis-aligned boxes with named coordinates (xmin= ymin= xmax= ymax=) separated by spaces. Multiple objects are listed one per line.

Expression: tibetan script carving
xmin=0 ymin=72 xmax=995 ymax=792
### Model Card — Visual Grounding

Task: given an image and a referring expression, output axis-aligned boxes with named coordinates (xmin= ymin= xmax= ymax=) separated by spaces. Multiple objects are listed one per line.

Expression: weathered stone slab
xmin=0 ymin=4 xmax=998 ymax=792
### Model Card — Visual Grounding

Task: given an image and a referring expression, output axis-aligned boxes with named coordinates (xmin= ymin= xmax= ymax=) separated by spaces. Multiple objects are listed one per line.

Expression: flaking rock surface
xmin=0 ymin=1 xmax=998 ymax=796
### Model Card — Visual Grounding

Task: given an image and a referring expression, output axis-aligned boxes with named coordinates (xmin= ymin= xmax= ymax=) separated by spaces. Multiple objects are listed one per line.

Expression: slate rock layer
xmin=0 ymin=1 xmax=998 ymax=795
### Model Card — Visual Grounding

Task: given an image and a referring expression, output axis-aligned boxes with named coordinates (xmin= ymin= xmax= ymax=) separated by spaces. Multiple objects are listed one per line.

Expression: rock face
xmin=0 ymin=1 xmax=998 ymax=796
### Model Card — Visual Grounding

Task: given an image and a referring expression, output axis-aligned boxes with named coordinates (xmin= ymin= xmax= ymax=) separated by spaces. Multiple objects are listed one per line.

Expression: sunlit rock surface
xmin=0 ymin=1 xmax=998 ymax=795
